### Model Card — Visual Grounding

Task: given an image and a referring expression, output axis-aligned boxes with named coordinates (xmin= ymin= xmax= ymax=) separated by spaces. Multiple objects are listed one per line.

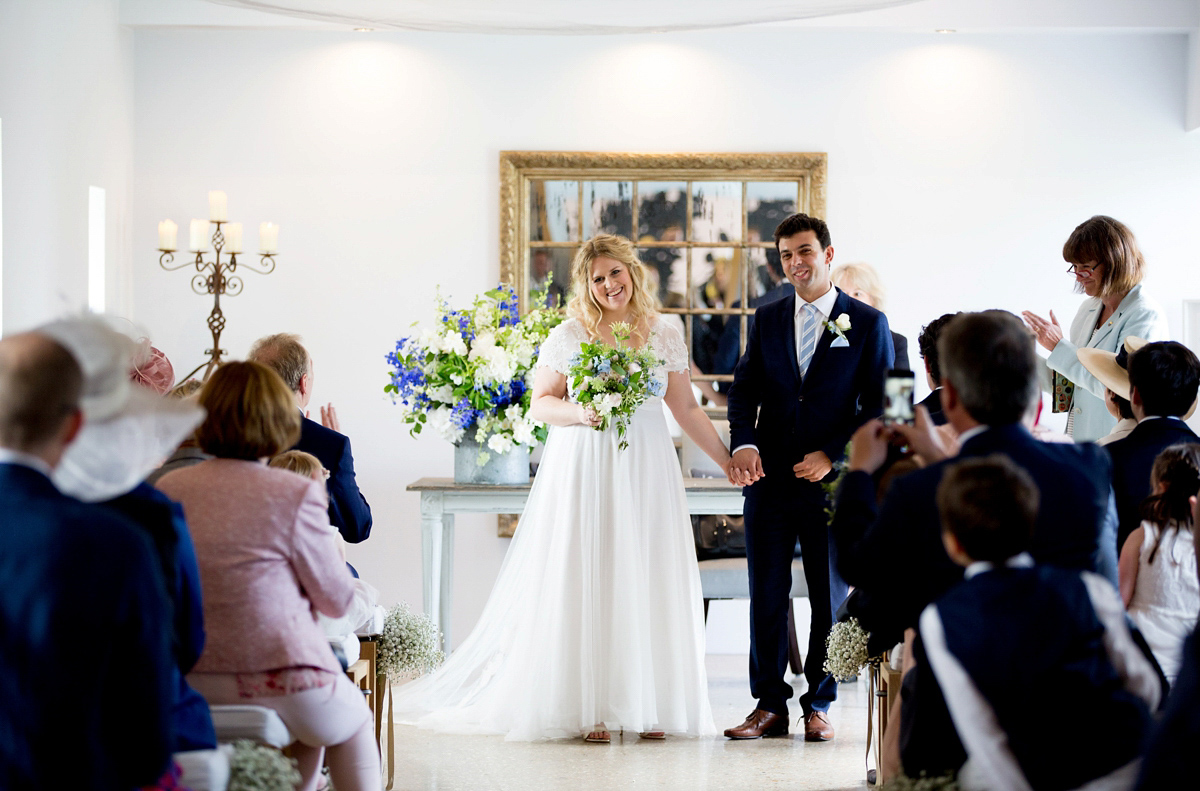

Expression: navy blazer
xmin=916 ymin=388 xmax=946 ymax=426
xmin=727 ymin=288 xmax=893 ymax=484
xmin=296 ymin=415 xmax=373 ymax=544
xmin=902 ymin=566 xmax=1151 ymax=785
xmin=890 ymin=331 xmax=911 ymax=372
xmin=833 ymin=424 xmax=1115 ymax=649
xmin=1106 ymin=417 xmax=1199 ymax=551
xmin=0 ymin=463 xmax=174 ymax=790
xmin=102 ymin=483 xmax=216 ymax=752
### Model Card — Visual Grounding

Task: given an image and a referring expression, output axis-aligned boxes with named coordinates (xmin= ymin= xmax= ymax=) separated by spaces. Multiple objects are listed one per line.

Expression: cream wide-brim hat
xmin=1077 ymin=336 xmax=1196 ymax=420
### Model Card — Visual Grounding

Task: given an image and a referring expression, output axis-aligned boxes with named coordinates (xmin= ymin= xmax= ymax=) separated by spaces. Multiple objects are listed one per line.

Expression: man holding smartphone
xmin=725 ymin=213 xmax=894 ymax=742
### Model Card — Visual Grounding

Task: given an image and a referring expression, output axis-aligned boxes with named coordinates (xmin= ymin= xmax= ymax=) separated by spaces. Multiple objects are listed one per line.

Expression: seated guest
xmin=156 ymin=361 xmax=380 ymax=791
xmin=248 ymin=333 xmax=373 ymax=544
xmin=900 ymin=456 xmax=1158 ymax=787
xmin=1078 ymin=339 xmax=1140 ymax=446
xmin=1120 ymin=444 xmax=1200 ymax=685
xmin=915 ymin=313 xmax=959 ymax=427
xmin=0 ymin=330 xmax=174 ymax=789
xmin=1134 ymin=495 xmax=1200 ymax=788
xmin=833 ymin=311 xmax=1118 ymax=651
xmin=1107 ymin=340 xmax=1200 ymax=551
xmin=832 ymin=261 xmax=910 ymax=371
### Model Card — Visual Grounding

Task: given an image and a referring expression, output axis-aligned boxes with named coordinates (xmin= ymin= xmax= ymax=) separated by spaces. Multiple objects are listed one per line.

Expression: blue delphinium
xmin=648 ymin=377 xmax=666 ymax=397
xmin=594 ymin=357 xmax=612 ymax=374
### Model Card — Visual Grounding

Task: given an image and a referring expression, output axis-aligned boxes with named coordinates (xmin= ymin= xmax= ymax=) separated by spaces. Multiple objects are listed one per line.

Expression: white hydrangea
xmin=427 ymin=384 xmax=455 ymax=404
xmin=487 ymin=432 xmax=514 ymax=455
xmin=442 ymin=330 xmax=468 ymax=357
xmin=427 ymin=406 xmax=464 ymax=444
xmin=512 ymin=418 xmax=538 ymax=447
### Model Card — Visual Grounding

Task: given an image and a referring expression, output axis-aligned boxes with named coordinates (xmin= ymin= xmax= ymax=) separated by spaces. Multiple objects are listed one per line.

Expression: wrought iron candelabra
xmin=157 ymin=204 xmax=278 ymax=382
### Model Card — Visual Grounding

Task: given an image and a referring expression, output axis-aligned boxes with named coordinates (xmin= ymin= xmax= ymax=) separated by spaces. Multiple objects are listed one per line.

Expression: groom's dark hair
xmin=774 ymin=213 xmax=831 ymax=251
xmin=938 ymin=311 xmax=1038 ymax=426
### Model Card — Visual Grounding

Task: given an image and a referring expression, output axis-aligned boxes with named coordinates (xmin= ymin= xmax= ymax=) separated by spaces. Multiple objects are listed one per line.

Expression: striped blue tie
xmin=797 ymin=303 xmax=819 ymax=377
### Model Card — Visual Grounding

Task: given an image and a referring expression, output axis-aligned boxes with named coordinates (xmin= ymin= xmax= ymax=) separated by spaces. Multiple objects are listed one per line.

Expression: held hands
xmin=577 ymin=404 xmax=603 ymax=427
xmin=793 ymin=451 xmax=833 ymax=482
xmin=1021 ymin=310 xmax=1063 ymax=352
xmin=728 ymin=447 xmax=765 ymax=487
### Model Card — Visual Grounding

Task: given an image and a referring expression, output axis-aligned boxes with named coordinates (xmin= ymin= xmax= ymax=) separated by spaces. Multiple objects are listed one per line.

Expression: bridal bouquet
xmin=385 ymin=284 xmax=562 ymax=460
xmin=567 ymin=322 xmax=664 ymax=451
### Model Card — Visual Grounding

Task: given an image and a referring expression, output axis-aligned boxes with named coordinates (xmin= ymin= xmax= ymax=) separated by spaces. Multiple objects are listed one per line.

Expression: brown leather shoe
xmin=724 ymin=709 xmax=789 ymax=739
xmin=804 ymin=710 xmax=834 ymax=742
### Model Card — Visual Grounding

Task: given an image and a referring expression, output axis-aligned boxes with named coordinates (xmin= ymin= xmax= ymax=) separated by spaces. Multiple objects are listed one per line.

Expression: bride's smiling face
xmin=589 ymin=256 xmax=633 ymax=312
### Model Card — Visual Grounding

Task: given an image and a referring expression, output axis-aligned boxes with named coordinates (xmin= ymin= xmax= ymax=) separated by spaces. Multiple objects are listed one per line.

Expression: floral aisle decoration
xmin=823 ymin=616 xmax=882 ymax=682
xmin=885 ymin=773 xmax=960 ymax=790
xmin=385 ymin=284 xmax=563 ymax=463
xmin=566 ymin=322 xmax=665 ymax=451
xmin=377 ymin=602 xmax=445 ymax=790
xmin=227 ymin=740 xmax=301 ymax=791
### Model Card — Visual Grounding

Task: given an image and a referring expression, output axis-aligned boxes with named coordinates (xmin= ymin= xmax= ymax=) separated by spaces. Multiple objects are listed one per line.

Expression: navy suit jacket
xmin=102 ymin=483 xmax=216 ymax=752
xmin=1106 ymin=417 xmax=1199 ymax=551
xmin=833 ymin=424 xmax=1116 ymax=649
xmin=0 ymin=463 xmax=174 ymax=790
xmin=916 ymin=388 xmax=946 ymax=426
xmin=296 ymin=415 xmax=373 ymax=544
xmin=727 ymin=288 xmax=893 ymax=486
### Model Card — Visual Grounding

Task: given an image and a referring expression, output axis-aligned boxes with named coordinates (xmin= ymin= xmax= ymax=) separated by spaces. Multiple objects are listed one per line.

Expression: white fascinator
xmin=37 ymin=315 xmax=205 ymax=502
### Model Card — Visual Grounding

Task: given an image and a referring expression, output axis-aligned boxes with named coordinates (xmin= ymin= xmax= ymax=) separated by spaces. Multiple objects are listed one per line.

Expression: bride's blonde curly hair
xmin=566 ymin=234 xmax=660 ymax=343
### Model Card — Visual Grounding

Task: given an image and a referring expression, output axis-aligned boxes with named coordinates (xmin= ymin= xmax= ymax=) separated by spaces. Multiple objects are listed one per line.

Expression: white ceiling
xmin=119 ymin=0 xmax=1200 ymax=34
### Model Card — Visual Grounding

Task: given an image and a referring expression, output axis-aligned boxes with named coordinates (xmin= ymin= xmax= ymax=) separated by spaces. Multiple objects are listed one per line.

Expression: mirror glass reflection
xmin=691 ymin=181 xmax=741 ymax=243
xmin=583 ymin=181 xmax=633 ymax=238
xmin=529 ymin=180 xmax=580 ymax=242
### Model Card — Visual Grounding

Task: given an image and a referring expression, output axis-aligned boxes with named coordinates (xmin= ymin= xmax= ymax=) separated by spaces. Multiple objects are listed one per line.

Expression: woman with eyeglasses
xmin=1022 ymin=216 xmax=1168 ymax=442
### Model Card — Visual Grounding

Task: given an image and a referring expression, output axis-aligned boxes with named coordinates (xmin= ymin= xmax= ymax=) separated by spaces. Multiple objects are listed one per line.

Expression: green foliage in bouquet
xmin=228 ymin=740 xmax=301 ymax=791
xmin=566 ymin=322 xmax=665 ymax=451
xmin=378 ymin=602 xmax=445 ymax=679
xmin=820 ymin=441 xmax=853 ymax=526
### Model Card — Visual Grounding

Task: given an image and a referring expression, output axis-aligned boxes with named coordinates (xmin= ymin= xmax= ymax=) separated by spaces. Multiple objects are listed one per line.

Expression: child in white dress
xmin=1119 ymin=443 xmax=1200 ymax=685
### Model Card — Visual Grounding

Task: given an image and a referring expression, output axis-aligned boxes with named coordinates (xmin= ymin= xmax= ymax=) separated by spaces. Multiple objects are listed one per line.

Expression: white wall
xmin=0 ymin=0 xmax=135 ymax=332
xmin=130 ymin=27 xmax=1200 ymax=650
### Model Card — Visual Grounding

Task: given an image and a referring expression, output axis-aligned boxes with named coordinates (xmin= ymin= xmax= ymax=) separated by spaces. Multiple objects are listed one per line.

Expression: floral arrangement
xmin=227 ymin=740 xmax=301 ymax=791
xmin=385 ymin=284 xmax=562 ymax=460
xmin=884 ymin=773 xmax=960 ymax=790
xmin=823 ymin=617 xmax=881 ymax=681
xmin=566 ymin=322 xmax=664 ymax=451
xmin=378 ymin=602 xmax=445 ymax=679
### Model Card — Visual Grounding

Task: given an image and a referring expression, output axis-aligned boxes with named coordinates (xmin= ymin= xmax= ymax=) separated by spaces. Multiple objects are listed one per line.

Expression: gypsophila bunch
xmin=227 ymin=740 xmax=301 ymax=791
xmin=823 ymin=617 xmax=880 ymax=681
xmin=378 ymin=602 xmax=445 ymax=679
xmin=385 ymin=282 xmax=563 ymax=462
xmin=567 ymin=322 xmax=664 ymax=451
xmin=884 ymin=773 xmax=960 ymax=791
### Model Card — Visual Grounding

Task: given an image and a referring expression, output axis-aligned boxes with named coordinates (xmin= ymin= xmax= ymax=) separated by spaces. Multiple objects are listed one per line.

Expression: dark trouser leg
xmin=745 ymin=487 xmax=801 ymax=717
xmin=797 ymin=491 xmax=850 ymax=715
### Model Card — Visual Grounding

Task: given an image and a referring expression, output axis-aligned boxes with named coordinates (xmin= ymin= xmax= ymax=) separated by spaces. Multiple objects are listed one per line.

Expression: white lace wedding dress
xmin=392 ymin=316 xmax=716 ymax=740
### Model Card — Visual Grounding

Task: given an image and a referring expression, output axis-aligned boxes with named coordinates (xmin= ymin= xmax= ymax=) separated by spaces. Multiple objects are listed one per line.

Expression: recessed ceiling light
xmin=353 ymin=27 xmax=375 ymax=33
xmin=934 ymin=28 xmax=956 ymax=34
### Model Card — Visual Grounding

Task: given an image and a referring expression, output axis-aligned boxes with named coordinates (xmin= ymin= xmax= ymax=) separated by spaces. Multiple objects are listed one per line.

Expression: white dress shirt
xmin=733 ymin=286 xmax=840 ymax=457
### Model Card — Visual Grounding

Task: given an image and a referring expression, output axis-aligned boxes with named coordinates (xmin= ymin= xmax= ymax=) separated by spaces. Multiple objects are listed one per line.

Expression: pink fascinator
xmin=130 ymin=341 xmax=175 ymax=395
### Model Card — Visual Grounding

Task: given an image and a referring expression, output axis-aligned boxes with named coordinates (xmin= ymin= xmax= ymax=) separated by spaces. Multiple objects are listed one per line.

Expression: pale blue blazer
xmin=1038 ymin=283 xmax=1169 ymax=442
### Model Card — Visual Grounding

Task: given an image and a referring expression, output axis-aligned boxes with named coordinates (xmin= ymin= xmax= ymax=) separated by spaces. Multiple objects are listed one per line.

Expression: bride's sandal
xmin=585 ymin=726 xmax=611 ymax=743
xmin=639 ymin=731 xmax=666 ymax=740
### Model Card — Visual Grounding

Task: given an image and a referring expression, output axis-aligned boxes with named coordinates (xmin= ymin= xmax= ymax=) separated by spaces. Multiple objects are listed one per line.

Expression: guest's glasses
xmin=1066 ymin=262 xmax=1102 ymax=275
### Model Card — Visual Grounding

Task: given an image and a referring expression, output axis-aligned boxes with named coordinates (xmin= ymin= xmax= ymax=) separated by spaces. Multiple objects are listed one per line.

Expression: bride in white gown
xmin=393 ymin=234 xmax=733 ymax=742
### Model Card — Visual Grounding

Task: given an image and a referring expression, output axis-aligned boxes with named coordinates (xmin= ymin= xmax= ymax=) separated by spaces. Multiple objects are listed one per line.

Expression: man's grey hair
xmin=937 ymin=311 xmax=1039 ymax=426
xmin=247 ymin=333 xmax=309 ymax=393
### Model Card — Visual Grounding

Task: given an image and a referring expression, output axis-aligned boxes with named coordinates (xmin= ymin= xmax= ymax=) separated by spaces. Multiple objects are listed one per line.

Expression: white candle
xmin=259 ymin=222 xmax=278 ymax=254
xmin=158 ymin=219 xmax=178 ymax=252
xmin=208 ymin=191 xmax=228 ymax=222
xmin=225 ymin=222 xmax=243 ymax=254
xmin=189 ymin=219 xmax=209 ymax=253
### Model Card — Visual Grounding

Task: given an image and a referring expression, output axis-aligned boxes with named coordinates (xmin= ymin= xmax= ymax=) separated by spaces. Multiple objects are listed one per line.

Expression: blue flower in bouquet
xmin=594 ymin=357 xmax=612 ymax=374
xmin=451 ymin=397 xmax=480 ymax=430
xmin=648 ymin=377 xmax=666 ymax=398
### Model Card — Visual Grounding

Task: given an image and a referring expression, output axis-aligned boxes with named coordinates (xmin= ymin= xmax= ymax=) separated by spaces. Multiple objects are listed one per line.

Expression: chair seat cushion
xmin=698 ymin=557 xmax=808 ymax=599
xmin=174 ymin=745 xmax=232 ymax=791
xmin=209 ymin=705 xmax=293 ymax=748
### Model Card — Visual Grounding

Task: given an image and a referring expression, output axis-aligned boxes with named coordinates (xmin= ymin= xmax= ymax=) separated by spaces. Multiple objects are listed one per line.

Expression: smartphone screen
xmin=883 ymin=370 xmax=916 ymax=426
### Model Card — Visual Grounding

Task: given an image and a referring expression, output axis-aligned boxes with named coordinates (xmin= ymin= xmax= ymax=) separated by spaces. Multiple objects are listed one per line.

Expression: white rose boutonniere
xmin=824 ymin=313 xmax=852 ymax=346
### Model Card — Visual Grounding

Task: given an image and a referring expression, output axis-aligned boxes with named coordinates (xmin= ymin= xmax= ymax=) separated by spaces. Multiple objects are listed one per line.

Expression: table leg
xmin=439 ymin=513 xmax=455 ymax=652
xmin=420 ymin=492 xmax=446 ymax=648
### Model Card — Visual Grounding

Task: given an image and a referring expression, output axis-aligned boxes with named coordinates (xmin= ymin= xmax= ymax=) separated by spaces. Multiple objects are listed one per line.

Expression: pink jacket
xmin=157 ymin=458 xmax=354 ymax=674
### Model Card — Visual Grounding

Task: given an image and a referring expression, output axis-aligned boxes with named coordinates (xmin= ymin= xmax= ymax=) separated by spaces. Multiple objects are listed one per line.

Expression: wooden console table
xmin=407 ymin=476 xmax=744 ymax=652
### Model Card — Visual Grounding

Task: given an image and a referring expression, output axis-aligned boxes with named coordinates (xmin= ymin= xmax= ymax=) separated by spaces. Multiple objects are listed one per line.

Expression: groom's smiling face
xmin=779 ymin=231 xmax=835 ymax=300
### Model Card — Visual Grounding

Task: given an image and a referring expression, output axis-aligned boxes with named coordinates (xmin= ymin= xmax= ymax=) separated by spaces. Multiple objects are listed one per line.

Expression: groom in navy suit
xmin=724 ymin=213 xmax=893 ymax=741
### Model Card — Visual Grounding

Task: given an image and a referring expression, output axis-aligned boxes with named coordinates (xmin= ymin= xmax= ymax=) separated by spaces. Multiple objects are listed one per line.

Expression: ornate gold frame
xmin=499 ymin=150 xmax=828 ymax=311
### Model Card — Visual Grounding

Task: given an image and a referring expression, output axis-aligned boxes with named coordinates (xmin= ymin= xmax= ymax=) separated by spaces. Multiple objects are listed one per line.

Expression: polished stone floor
xmin=389 ymin=655 xmax=871 ymax=791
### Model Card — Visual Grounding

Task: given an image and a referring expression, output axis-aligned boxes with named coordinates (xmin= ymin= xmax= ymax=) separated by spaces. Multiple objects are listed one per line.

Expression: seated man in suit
xmin=1106 ymin=340 xmax=1200 ymax=552
xmin=900 ymin=455 xmax=1157 ymax=787
xmin=915 ymin=313 xmax=959 ymax=427
xmin=249 ymin=333 xmax=373 ymax=546
xmin=832 ymin=310 xmax=1117 ymax=651
xmin=0 ymin=331 xmax=174 ymax=789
